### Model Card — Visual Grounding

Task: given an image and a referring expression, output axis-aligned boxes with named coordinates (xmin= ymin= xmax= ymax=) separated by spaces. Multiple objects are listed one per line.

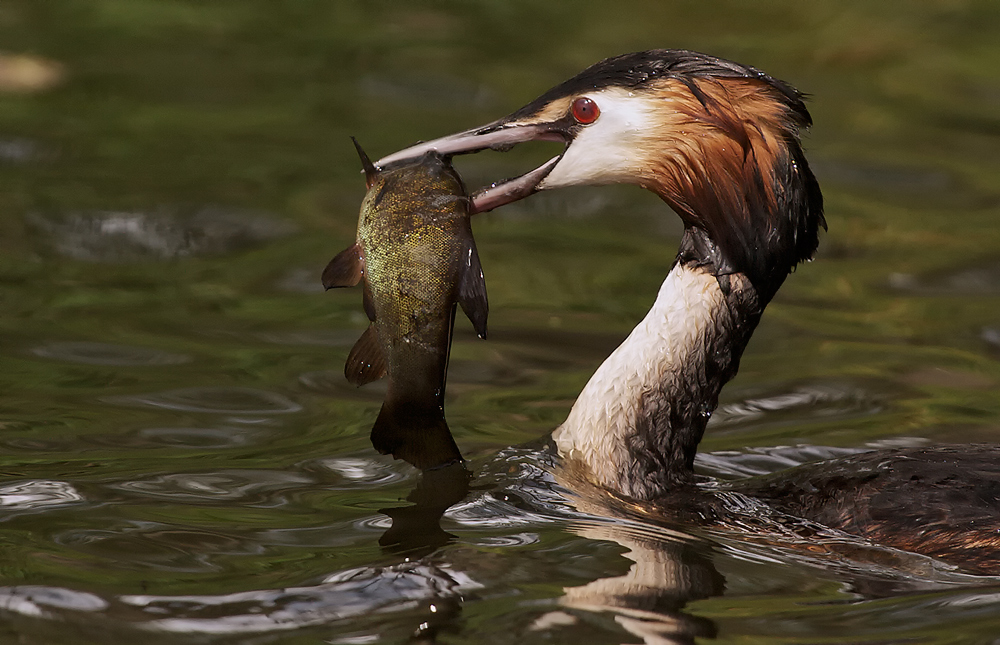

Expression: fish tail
xmin=370 ymin=395 xmax=463 ymax=471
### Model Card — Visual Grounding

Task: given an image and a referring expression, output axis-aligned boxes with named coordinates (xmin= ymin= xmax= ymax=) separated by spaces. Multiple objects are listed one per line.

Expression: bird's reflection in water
xmin=554 ymin=523 xmax=721 ymax=644
xmin=377 ymin=454 xmax=726 ymax=644
xmin=546 ymin=467 xmax=723 ymax=644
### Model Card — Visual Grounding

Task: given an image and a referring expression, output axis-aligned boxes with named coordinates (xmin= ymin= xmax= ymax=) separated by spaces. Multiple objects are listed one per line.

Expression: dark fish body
xmin=323 ymin=147 xmax=487 ymax=470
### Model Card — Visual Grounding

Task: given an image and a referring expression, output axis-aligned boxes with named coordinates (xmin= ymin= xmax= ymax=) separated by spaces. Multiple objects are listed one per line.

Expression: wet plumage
xmin=738 ymin=445 xmax=1000 ymax=575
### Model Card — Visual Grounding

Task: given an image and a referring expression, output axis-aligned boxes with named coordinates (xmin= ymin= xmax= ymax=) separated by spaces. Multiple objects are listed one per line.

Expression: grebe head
xmin=378 ymin=50 xmax=826 ymax=499
xmin=377 ymin=49 xmax=825 ymax=295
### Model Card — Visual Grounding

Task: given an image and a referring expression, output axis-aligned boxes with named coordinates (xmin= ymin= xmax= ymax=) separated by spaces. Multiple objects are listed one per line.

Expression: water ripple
xmin=120 ymin=562 xmax=481 ymax=634
xmin=0 ymin=586 xmax=107 ymax=618
xmin=104 ymin=387 xmax=302 ymax=414
xmin=255 ymin=521 xmax=380 ymax=548
xmin=31 ymin=341 xmax=191 ymax=366
xmin=83 ymin=426 xmax=270 ymax=450
xmin=54 ymin=524 xmax=265 ymax=573
xmin=299 ymin=370 xmax=388 ymax=398
xmin=696 ymin=440 xmax=931 ymax=479
xmin=466 ymin=533 xmax=540 ymax=548
xmin=0 ymin=438 xmax=68 ymax=452
xmin=311 ymin=457 xmax=410 ymax=489
xmin=0 ymin=480 xmax=84 ymax=510
xmin=446 ymin=489 xmax=567 ymax=530
xmin=709 ymin=383 xmax=882 ymax=431
xmin=354 ymin=515 xmax=394 ymax=532
xmin=136 ymin=426 xmax=264 ymax=448
xmin=111 ymin=470 xmax=313 ymax=503
xmin=696 ymin=445 xmax=869 ymax=478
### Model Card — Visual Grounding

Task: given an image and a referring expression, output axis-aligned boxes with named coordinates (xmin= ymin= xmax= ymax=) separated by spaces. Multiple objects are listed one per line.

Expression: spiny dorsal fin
xmin=352 ymin=137 xmax=378 ymax=189
xmin=457 ymin=240 xmax=489 ymax=339
xmin=345 ymin=324 xmax=387 ymax=386
xmin=322 ymin=243 xmax=365 ymax=289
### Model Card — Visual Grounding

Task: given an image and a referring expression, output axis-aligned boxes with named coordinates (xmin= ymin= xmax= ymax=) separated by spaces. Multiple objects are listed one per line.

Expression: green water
xmin=2 ymin=1 xmax=1000 ymax=643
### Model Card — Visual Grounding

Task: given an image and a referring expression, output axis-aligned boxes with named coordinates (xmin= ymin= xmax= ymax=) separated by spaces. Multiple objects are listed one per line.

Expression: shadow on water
xmin=378 ymin=462 xmax=473 ymax=557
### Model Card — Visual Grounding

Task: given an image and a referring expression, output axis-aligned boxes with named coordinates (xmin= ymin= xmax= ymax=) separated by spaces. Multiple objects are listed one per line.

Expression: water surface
xmin=2 ymin=1 xmax=1000 ymax=643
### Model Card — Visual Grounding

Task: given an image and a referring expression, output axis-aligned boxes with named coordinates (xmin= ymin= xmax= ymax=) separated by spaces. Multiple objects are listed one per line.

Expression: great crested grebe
xmin=375 ymin=50 xmax=1000 ymax=573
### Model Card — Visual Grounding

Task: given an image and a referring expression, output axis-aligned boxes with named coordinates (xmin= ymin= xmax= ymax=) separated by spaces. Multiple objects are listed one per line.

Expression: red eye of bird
xmin=571 ymin=97 xmax=600 ymax=124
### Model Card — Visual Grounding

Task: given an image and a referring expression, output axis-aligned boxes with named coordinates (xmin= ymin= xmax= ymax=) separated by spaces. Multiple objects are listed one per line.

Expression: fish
xmin=322 ymin=140 xmax=488 ymax=470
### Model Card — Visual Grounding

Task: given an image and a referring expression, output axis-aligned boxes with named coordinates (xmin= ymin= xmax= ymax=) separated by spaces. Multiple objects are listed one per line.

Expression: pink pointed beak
xmin=374 ymin=118 xmax=570 ymax=214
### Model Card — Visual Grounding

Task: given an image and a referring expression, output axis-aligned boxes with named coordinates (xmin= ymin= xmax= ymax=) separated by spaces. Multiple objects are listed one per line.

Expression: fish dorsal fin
xmin=345 ymin=324 xmax=387 ymax=386
xmin=352 ymin=137 xmax=378 ymax=189
xmin=457 ymin=240 xmax=489 ymax=339
xmin=322 ymin=243 xmax=365 ymax=289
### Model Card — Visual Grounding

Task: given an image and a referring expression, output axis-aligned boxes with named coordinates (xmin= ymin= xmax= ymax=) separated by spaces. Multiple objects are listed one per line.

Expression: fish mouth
xmin=374 ymin=118 xmax=572 ymax=214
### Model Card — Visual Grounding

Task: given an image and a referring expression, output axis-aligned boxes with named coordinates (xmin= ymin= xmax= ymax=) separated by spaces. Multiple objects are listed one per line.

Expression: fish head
xmin=373 ymin=150 xmax=467 ymax=201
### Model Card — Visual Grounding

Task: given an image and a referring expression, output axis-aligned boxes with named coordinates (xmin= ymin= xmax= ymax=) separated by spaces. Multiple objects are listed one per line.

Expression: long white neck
xmin=553 ymin=261 xmax=762 ymax=500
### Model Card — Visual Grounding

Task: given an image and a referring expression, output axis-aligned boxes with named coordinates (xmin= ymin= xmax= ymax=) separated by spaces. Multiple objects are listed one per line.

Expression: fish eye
xmin=571 ymin=97 xmax=600 ymax=124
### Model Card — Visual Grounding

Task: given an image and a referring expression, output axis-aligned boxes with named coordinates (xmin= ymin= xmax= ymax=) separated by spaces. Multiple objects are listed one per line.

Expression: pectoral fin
xmin=322 ymin=243 xmax=364 ymax=289
xmin=345 ymin=324 xmax=387 ymax=385
xmin=457 ymin=242 xmax=489 ymax=339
